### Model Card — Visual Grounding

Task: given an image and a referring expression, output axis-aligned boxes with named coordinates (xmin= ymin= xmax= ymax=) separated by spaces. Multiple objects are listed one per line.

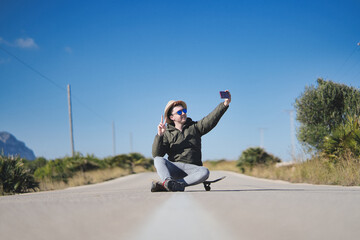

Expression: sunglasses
xmin=173 ymin=109 xmax=187 ymax=115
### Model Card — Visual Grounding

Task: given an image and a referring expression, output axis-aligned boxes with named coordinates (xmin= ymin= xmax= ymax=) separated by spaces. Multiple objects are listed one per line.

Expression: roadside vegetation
xmin=1 ymin=152 xmax=154 ymax=195
xmin=207 ymin=79 xmax=360 ymax=186
xmin=205 ymin=152 xmax=360 ymax=186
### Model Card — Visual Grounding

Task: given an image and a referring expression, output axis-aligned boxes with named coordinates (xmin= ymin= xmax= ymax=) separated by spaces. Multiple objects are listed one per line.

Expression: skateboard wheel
xmin=205 ymin=185 xmax=211 ymax=191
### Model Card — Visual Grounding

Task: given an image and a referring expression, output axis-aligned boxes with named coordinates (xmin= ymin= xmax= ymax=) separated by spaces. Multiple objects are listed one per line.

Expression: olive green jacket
xmin=152 ymin=102 xmax=229 ymax=166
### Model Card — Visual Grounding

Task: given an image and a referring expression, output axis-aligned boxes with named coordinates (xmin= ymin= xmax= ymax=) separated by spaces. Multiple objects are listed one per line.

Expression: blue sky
xmin=1 ymin=0 xmax=359 ymax=162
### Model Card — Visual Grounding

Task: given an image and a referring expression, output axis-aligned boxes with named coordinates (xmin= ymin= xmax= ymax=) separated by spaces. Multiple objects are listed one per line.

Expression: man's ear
xmin=169 ymin=115 xmax=174 ymax=121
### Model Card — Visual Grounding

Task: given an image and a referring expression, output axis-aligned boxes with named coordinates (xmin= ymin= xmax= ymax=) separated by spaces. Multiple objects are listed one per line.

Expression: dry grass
xmin=38 ymin=166 xmax=150 ymax=191
xmin=204 ymin=154 xmax=360 ymax=186
xmin=286 ymin=154 xmax=360 ymax=186
xmin=204 ymin=160 xmax=241 ymax=172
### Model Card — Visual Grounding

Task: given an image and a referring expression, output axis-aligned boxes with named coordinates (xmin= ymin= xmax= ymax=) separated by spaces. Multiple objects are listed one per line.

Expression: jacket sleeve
xmin=195 ymin=102 xmax=229 ymax=136
xmin=152 ymin=134 xmax=169 ymax=158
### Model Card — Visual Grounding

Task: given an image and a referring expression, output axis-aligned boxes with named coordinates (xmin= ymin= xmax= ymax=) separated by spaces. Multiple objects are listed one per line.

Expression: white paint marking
xmin=131 ymin=193 xmax=236 ymax=240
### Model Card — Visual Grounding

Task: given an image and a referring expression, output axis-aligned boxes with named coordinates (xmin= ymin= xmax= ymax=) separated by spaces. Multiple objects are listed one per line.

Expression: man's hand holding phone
xmin=220 ymin=90 xmax=231 ymax=106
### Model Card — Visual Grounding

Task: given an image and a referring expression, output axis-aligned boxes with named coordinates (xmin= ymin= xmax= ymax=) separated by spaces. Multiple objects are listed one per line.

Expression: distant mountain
xmin=0 ymin=132 xmax=36 ymax=160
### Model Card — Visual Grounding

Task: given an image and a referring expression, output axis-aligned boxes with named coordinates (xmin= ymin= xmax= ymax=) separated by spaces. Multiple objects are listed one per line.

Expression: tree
xmin=295 ymin=78 xmax=360 ymax=151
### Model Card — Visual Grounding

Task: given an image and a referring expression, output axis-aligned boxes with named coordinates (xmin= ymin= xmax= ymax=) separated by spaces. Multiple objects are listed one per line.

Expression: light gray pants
xmin=154 ymin=156 xmax=210 ymax=187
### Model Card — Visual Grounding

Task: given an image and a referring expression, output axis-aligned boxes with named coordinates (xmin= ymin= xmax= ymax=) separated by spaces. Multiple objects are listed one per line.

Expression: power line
xmin=0 ymin=45 xmax=66 ymax=92
xmin=0 ymin=45 xmax=110 ymax=124
xmin=71 ymin=94 xmax=110 ymax=123
xmin=334 ymin=42 xmax=360 ymax=80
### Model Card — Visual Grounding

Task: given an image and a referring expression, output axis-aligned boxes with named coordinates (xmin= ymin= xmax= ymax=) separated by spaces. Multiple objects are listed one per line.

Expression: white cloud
xmin=14 ymin=37 xmax=38 ymax=49
xmin=64 ymin=46 xmax=73 ymax=54
xmin=0 ymin=37 xmax=39 ymax=49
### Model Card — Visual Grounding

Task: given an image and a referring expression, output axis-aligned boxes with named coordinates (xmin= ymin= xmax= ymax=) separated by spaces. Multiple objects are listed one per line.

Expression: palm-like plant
xmin=0 ymin=155 xmax=39 ymax=194
xmin=323 ymin=116 xmax=360 ymax=158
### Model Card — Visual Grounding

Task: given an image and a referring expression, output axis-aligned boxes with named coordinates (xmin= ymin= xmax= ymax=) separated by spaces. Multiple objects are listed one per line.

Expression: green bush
xmin=66 ymin=154 xmax=106 ymax=172
xmin=0 ymin=155 xmax=39 ymax=194
xmin=107 ymin=154 xmax=133 ymax=170
xmin=134 ymin=157 xmax=154 ymax=170
xmin=295 ymin=78 xmax=360 ymax=151
xmin=34 ymin=158 xmax=73 ymax=183
xmin=106 ymin=152 xmax=154 ymax=173
xmin=237 ymin=147 xmax=281 ymax=173
xmin=23 ymin=157 xmax=48 ymax=174
xmin=129 ymin=152 xmax=154 ymax=170
xmin=32 ymin=152 xmax=154 ymax=183
xmin=33 ymin=153 xmax=106 ymax=183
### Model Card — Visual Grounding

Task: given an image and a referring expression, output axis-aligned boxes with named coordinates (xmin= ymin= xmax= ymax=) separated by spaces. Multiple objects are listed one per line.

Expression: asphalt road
xmin=1 ymin=170 xmax=360 ymax=240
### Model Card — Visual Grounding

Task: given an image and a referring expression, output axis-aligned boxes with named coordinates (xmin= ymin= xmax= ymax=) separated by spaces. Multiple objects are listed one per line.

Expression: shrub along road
xmin=1 ymin=171 xmax=360 ymax=240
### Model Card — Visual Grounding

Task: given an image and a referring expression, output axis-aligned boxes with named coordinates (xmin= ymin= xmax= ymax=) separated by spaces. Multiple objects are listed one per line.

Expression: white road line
xmin=131 ymin=193 xmax=236 ymax=240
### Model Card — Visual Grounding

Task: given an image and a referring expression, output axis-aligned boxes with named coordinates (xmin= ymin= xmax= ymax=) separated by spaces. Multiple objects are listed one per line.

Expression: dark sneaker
xmin=163 ymin=179 xmax=185 ymax=192
xmin=151 ymin=181 xmax=167 ymax=192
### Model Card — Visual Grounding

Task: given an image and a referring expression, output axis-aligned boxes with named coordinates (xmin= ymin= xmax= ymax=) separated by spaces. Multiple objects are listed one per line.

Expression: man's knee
xmin=154 ymin=156 xmax=165 ymax=168
xmin=200 ymin=167 xmax=210 ymax=181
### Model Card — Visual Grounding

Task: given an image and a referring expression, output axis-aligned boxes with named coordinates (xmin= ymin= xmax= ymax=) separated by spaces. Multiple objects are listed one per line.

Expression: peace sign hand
xmin=157 ymin=115 xmax=167 ymax=136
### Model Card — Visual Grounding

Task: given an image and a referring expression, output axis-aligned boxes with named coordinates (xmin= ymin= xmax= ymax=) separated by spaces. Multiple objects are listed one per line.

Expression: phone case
xmin=220 ymin=91 xmax=230 ymax=99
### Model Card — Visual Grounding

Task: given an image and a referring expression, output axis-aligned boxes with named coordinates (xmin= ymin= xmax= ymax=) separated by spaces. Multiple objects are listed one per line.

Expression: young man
xmin=151 ymin=91 xmax=231 ymax=192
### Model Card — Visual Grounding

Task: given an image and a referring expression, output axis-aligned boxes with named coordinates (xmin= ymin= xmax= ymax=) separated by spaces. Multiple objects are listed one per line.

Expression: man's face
xmin=170 ymin=105 xmax=187 ymax=124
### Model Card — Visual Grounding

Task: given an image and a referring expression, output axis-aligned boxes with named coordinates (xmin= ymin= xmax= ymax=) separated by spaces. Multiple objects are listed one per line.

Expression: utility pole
xmin=67 ymin=84 xmax=75 ymax=158
xmin=285 ymin=110 xmax=296 ymax=159
xmin=129 ymin=132 xmax=133 ymax=153
xmin=259 ymin=128 xmax=267 ymax=149
xmin=112 ymin=121 xmax=116 ymax=156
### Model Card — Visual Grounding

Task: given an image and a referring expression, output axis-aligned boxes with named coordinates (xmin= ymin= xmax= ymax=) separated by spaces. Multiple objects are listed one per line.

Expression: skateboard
xmin=203 ymin=176 xmax=226 ymax=191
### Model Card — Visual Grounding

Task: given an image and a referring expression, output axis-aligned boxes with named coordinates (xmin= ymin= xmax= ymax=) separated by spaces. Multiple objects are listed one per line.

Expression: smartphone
xmin=220 ymin=91 xmax=230 ymax=99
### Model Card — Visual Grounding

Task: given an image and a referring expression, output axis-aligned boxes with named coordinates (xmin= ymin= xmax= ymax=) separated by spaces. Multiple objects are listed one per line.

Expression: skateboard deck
xmin=203 ymin=176 xmax=226 ymax=191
